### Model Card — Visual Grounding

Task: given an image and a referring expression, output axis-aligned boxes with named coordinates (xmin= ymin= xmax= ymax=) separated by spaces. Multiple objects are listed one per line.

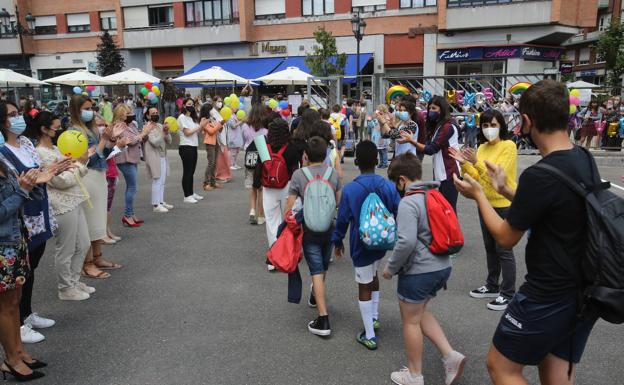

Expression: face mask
xmin=395 ymin=111 xmax=409 ymax=121
xmin=125 ymin=115 xmax=135 ymax=124
xmin=8 ymin=116 xmax=26 ymax=135
xmin=390 ymin=103 xmax=396 ymax=110
xmin=81 ymin=109 xmax=94 ymax=122
xmin=482 ymin=126 xmax=500 ymax=142
xmin=97 ymin=125 xmax=106 ymax=134
xmin=186 ymin=106 xmax=196 ymax=114
xmin=427 ymin=111 xmax=440 ymax=122
xmin=396 ymin=179 xmax=406 ymax=198
xmin=150 ymin=115 xmax=160 ymax=123
xmin=216 ymin=102 xmax=223 ymax=109
xmin=520 ymin=115 xmax=537 ymax=149
xmin=0 ymin=133 xmax=4 ymax=147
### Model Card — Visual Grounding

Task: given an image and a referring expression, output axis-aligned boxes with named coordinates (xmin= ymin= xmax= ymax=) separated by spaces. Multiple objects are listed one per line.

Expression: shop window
xmin=34 ymin=16 xmax=57 ymax=35
xmin=185 ymin=1 xmax=239 ymax=26
xmin=401 ymin=0 xmax=436 ymax=7
xmin=302 ymin=0 xmax=335 ymax=16
xmin=67 ymin=13 xmax=90 ymax=33
xmin=100 ymin=11 xmax=117 ymax=31
xmin=445 ymin=61 xmax=505 ymax=75
xmin=148 ymin=5 xmax=173 ymax=27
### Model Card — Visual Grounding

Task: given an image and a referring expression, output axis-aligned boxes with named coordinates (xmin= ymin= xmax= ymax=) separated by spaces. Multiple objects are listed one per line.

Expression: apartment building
xmin=562 ymin=0 xmax=622 ymax=86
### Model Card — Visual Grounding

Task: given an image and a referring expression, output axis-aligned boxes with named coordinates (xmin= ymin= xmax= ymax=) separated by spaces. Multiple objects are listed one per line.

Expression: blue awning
xmin=273 ymin=53 xmax=373 ymax=78
xmin=178 ymin=57 xmax=285 ymax=88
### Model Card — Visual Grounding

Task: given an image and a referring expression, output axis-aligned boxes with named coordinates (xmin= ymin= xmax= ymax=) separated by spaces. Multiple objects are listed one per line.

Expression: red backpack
xmin=261 ymin=145 xmax=289 ymax=189
xmin=406 ymin=189 xmax=464 ymax=255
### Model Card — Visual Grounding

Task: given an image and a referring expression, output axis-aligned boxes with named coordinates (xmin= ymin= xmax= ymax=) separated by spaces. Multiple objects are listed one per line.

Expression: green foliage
xmin=96 ymin=31 xmax=125 ymax=76
xmin=594 ymin=21 xmax=624 ymax=94
xmin=305 ymin=27 xmax=347 ymax=77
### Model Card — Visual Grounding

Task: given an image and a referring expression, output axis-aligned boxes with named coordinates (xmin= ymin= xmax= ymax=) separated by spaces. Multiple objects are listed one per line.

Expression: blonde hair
xmin=112 ymin=104 xmax=131 ymax=126
xmin=377 ymin=104 xmax=388 ymax=114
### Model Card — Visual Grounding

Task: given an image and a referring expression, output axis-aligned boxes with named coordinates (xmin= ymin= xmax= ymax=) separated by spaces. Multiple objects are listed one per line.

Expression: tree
xmin=96 ymin=31 xmax=125 ymax=76
xmin=594 ymin=20 xmax=624 ymax=95
xmin=305 ymin=27 xmax=347 ymax=77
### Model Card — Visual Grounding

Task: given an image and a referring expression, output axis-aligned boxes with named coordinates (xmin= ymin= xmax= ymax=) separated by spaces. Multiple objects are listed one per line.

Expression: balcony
xmin=445 ymin=0 xmax=552 ymax=30
xmin=0 ymin=36 xmax=21 ymax=55
xmin=123 ymin=24 xmax=241 ymax=49
xmin=563 ymin=30 xmax=603 ymax=46
xmin=598 ymin=0 xmax=609 ymax=8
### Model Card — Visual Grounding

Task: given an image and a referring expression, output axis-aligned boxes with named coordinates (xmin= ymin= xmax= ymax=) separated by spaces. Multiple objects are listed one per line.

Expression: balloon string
xmin=74 ymin=173 xmax=93 ymax=209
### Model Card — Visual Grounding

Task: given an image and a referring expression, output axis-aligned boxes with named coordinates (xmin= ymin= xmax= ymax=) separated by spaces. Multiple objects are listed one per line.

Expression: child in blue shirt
xmin=331 ymin=140 xmax=401 ymax=350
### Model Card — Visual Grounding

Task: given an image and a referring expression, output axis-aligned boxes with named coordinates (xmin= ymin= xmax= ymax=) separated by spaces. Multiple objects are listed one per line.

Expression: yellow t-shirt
xmin=461 ymin=139 xmax=517 ymax=208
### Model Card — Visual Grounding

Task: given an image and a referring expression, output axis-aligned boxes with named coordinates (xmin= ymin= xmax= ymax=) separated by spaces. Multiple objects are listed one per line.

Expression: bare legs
xmin=0 ymin=288 xmax=34 ymax=376
xmin=487 ymin=346 xmax=575 ymax=385
xmin=311 ymin=273 xmax=327 ymax=316
xmin=249 ymin=188 xmax=264 ymax=218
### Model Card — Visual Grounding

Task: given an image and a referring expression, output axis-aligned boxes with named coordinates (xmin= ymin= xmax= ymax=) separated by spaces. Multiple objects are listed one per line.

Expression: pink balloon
xmin=86 ymin=85 xmax=96 ymax=92
xmin=569 ymin=95 xmax=580 ymax=106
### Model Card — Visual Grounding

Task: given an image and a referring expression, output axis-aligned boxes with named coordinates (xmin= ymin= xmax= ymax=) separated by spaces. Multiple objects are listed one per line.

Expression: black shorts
xmin=493 ymin=291 xmax=597 ymax=366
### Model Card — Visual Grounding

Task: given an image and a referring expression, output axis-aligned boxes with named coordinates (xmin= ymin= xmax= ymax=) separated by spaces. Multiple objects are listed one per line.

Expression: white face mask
xmin=216 ymin=102 xmax=223 ymax=109
xmin=482 ymin=126 xmax=500 ymax=142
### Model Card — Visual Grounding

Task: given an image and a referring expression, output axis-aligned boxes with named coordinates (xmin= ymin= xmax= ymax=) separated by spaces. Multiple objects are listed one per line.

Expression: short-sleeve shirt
xmin=289 ymin=165 xmax=342 ymax=204
xmin=507 ymin=146 xmax=595 ymax=301
xmin=177 ymin=114 xmax=199 ymax=147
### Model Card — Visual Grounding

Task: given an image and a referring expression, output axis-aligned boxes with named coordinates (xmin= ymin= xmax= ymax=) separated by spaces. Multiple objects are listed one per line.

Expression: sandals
xmin=81 ymin=263 xmax=110 ymax=279
xmin=93 ymin=253 xmax=123 ymax=270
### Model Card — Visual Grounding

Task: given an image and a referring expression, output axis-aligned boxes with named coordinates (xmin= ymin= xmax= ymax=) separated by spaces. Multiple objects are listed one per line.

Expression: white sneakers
xmin=192 ymin=193 xmax=204 ymax=200
xmin=58 ymin=287 xmax=90 ymax=301
xmin=20 ymin=325 xmax=45 ymax=344
xmin=153 ymin=204 xmax=169 ymax=213
xmin=161 ymin=202 xmax=174 ymax=210
xmin=257 ymin=217 xmax=266 ymax=225
xmin=76 ymin=282 xmax=96 ymax=294
xmin=24 ymin=313 xmax=55 ymax=329
xmin=443 ymin=351 xmax=466 ymax=385
xmin=183 ymin=196 xmax=198 ymax=204
xmin=391 ymin=367 xmax=424 ymax=385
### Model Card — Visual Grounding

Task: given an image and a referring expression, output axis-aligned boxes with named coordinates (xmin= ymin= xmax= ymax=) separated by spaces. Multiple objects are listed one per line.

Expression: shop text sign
xmin=439 ymin=46 xmax=562 ymax=62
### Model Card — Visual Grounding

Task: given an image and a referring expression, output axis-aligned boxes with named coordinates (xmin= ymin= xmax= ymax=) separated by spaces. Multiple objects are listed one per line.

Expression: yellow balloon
xmin=230 ymin=98 xmax=240 ymax=110
xmin=57 ymin=130 xmax=88 ymax=159
xmin=224 ymin=96 xmax=232 ymax=106
xmin=236 ymin=110 xmax=246 ymax=119
xmin=229 ymin=93 xmax=237 ymax=102
xmin=164 ymin=116 xmax=178 ymax=133
xmin=570 ymin=89 xmax=580 ymax=97
xmin=220 ymin=106 xmax=233 ymax=121
xmin=268 ymin=99 xmax=278 ymax=109
xmin=152 ymin=86 xmax=160 ymax=96
xmin=569 ymin=104 xmax=577 ymax=115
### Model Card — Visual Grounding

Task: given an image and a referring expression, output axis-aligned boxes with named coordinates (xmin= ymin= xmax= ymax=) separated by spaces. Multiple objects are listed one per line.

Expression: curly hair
xmin=267 ymin=118 xmax=290 ymax=148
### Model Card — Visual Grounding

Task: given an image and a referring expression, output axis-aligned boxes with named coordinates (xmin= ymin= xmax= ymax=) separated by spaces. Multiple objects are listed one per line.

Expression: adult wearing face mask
xmin=211 ymin=95 xmax=232 ymax=183
xmin=392 ymin=101 xmax=419 ymax=157
xmin=177 ymin=98 xmax=203 ymax=204
xmin=143 ymin=107 xmax=173 ymax=213
xmin=113 ymin=104 xmax=153 ymax=227
xmin=449 ymin=109 xmax=518 ymax=311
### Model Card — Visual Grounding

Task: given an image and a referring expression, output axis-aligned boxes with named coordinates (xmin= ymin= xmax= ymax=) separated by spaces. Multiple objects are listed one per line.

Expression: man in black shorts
xmin=454 ymin=80 xmax=598 ymax=385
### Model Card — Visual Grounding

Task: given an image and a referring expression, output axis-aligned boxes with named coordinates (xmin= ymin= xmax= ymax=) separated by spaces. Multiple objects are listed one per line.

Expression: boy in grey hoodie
xmin=382 ymin=153 xmax=466 ymax=385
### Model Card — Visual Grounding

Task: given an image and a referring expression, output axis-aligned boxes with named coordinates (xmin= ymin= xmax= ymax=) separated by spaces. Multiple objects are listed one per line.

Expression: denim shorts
xmin=303 ymin=239 xmax=333 ymax=276
xmin=493 ymin=291 xmax=597 ymax=365
xmin=397 ymin=267 xmax=451 ymax=304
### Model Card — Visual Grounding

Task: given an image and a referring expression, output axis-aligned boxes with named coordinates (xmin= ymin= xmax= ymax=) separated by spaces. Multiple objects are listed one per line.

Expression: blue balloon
xmin=239 ymin=96 xmax=245 ymax=103
xmin=73 ymin=86 xmax=82 ymax=94
xmin=153 ymin=82 xmax=160 ymax=88
xmin=278 ymin=100 xmax=289 ymax=109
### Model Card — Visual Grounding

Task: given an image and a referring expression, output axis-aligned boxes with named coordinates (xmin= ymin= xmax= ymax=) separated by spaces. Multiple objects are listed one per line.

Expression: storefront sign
xmin=580 ymin=69 xmax=597 ymax=77
xmin=438 ymin=48 xmax=483 ymax=62
xmin=559 ymin=62 xmax=574 ymax=74
xmin=261 ymin=42 xmax=287 ymax=55
xmin=483 ymin=47 xmax=520 ymax=59
xmin=520 ymin=47 xmax=561 ymax=60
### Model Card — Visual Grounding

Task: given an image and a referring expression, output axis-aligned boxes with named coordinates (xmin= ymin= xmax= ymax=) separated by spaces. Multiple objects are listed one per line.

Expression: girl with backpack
xmin=241 ymin=104 xmax=268 ymax=225
xmin=449 ymin=109 xmax=518 ymax=311
xmin=257 ymin=118 xmax=300 ymax=271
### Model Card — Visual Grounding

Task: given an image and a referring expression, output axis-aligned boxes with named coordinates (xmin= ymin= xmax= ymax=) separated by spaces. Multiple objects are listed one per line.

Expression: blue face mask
xmin=427 ymin=111 xmax=440 ymax=122
xmin=80 ymin=109 xmax=94 ymax=123
xmin=395 ymin=111 xmax=409 ymax=121
xmin=0 ymin=132 xmax=5 ymax=147
xmin=8 ymin=116 xmax=26 ymax=135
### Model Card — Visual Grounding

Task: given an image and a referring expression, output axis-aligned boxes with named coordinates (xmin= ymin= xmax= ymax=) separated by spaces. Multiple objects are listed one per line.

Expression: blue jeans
xmin=378 ymin=148 xmax=388 ymax=167
xmin=303 ymin=238 xmax=333 ymax=276
xmin=117 ymin=163 xmax=138 ymax=217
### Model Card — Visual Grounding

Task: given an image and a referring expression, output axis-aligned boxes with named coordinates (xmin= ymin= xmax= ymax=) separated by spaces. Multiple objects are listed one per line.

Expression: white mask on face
xmin=482 ymin=126 xmax=500 ymax=142
xmin=216 ymin=102 xmax=223 ymax=109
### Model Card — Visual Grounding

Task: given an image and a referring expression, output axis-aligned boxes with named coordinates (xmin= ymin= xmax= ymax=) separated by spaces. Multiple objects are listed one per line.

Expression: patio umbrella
xmin=566 ymin=80 xmax=600 ymax=89
xmin=254 ymin=66 xmax=314 ymax=85
xmin=0 ymin=68 xmax=47 ymax=87
xmin=101 ymin=68 xmax=160 ymax=85
xmin=172 ymin=66 xmax=251 ymax=84
xmin=44 ymin=69 xmax=110 ymax=86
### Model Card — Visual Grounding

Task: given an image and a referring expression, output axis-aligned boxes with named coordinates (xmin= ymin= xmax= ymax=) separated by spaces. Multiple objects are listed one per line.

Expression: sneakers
xmin=192 ymin=193 xmax=204 ymax=200
xmin=373 ymin=318 xmax=380 ymax=330
xmin=20 ymin=325 xmax=45 ymax=344
xmin=249 ymin=210 xmax=257 ymax=225
xmin=58 ymin=288 xmax=90 ymax=301
xmin=469 ymin=285 xmax=500 ymax=299
xmin=391 ymin=367 xmax=424 ymax=385
xmin=153 ymin=204 xmax=169 ymax=213
xmin=356 ymin=330 xmax=377 ymax=350
xmin=487 ymin=296 xmax=510 ymax=311
xmin=443 ymin=350 xmax=466 ymax=385
xmin=308 ymin=285 xmax=317 ymax=308
xmin=257 ymin=216 xmax=266 ymax=225
xmin=76 ymin=282 xmax=96 ymax=294
xmin=161 ymin=202 xmax=174 ymax=210
xmin=266 ymin=263 xmax=276 ymax=272
xmin=308 ymin=315 xmax=331 ymax=336
xmin=24 ymin=313 xmax=55 ymax=329
xmin=183 ymin=196 xmax=198 ymax=204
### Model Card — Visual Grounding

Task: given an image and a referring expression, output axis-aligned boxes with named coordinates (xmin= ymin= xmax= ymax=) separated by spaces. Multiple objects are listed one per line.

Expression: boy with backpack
xmin=284 ymin=136 xmax=341 ymax=337
xmin=382 ymin=152 xmax=466 ymax=385
xmin=454 ymin=80 xmax=622 ymax=384
xmin=331 ymin=141 xmax=401 ymax=350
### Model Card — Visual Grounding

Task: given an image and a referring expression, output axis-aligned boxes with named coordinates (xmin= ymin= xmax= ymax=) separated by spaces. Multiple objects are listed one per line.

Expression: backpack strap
xmin=301 ymin=167 xmax=314 ymax=182
xmin=276 ymin=144 xmax=287 ymax=156
xmin=532 ymin=163 xmax=589 ymax=197
xmin=322 ymin=166 xmax=333 ymax=181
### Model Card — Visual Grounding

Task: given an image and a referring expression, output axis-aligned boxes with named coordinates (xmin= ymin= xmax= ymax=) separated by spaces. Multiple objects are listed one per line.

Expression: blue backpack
xmin=302 ymin=167 xmax=336 ymax=233
xmin=356 ymin=181 xmax=397 ymax=250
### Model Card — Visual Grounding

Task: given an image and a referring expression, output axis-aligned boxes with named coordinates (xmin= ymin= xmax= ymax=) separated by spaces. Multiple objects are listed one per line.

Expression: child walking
xmin=332 ymin=141 xmax=401 ymax=349
xmin=383 ymin=153 xmax=466 ymax=385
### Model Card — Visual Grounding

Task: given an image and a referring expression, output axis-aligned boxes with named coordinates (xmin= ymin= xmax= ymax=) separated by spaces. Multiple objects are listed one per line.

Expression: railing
xmin=447 ymin=0 xmax=546 ymax=7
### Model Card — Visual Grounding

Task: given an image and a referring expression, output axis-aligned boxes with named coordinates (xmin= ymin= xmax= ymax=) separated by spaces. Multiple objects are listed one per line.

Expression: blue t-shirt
xmin=331 ymin=173 xmax=401 ymax=267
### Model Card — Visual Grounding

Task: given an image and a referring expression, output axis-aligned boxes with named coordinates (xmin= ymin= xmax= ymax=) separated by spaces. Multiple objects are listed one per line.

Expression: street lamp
xmin=351 ymin=13 xmax=366 ymax=102
xmin=0 ymin=7 xmax=35 ymax=75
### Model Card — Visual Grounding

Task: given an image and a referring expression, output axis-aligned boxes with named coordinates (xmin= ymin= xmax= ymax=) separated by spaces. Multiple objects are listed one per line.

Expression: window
xmin=100 ymin=11 xmax=117 ymax=31
xmin=123 ymin=7 xmax=149 ymax=29
xmin=447 ymin=0 xmax=530 ymax=7
xmin=185 ymin=1 xmax=239 ymax=26
xmin=598 ymin=13 xmax=611 ymax=31
xmin=401 ymin=0 xmax=436 ymax=7
xmin=34 ymin=16 xmax=57 ymax=35
xmin=302 ymin=0 xmax=334 ymax=16
xmin=66 ymin=13 xmax=90 ymax=33
xmin=578 ymin=48 xmax=590 ymax=66
xmin=352 ymin=0 xmax=386 ymax=11
xmin=445 ymin=61 xmax=505 ymax=76
xmin=148 ymin=5 xmax=173 ymax=27
xmin=255 ymin=0 xmax=285 ymax=19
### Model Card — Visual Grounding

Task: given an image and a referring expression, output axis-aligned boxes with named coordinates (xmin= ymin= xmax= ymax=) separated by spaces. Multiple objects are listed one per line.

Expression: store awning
xmin=179 ymin=57 xmax=285 ymax=87
xmin=273 ymin=53 xmax=373 ymax=79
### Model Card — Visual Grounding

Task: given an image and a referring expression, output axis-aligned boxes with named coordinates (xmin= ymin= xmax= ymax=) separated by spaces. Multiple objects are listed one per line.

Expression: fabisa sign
xmin=438 ymin=46 xmax=563 ymax=62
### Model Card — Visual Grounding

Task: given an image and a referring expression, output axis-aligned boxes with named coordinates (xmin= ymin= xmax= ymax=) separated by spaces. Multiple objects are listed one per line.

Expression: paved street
xmin=25 ymin=151 xmax=624 ymax=385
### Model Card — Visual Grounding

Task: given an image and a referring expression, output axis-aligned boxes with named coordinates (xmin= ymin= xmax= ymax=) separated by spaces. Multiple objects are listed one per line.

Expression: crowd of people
xmin=0 ymin=79 xmax=613 ymax=385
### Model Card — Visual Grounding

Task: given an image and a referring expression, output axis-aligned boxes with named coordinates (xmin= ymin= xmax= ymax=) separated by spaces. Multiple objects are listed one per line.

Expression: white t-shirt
xmin=5 ymin=143 xmax=36 ymax=167
xmin=177 ymin=114 xmax=199 ymax=147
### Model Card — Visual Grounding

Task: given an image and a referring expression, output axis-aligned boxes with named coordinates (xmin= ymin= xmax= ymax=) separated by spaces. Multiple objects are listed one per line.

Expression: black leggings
xmin=439 ymin=179 xmax=458 ymax=213
xmin=20 ymin=242 xmax=46 ymax=325
xmin=179 ymin=145 xmax=198 ymax=198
